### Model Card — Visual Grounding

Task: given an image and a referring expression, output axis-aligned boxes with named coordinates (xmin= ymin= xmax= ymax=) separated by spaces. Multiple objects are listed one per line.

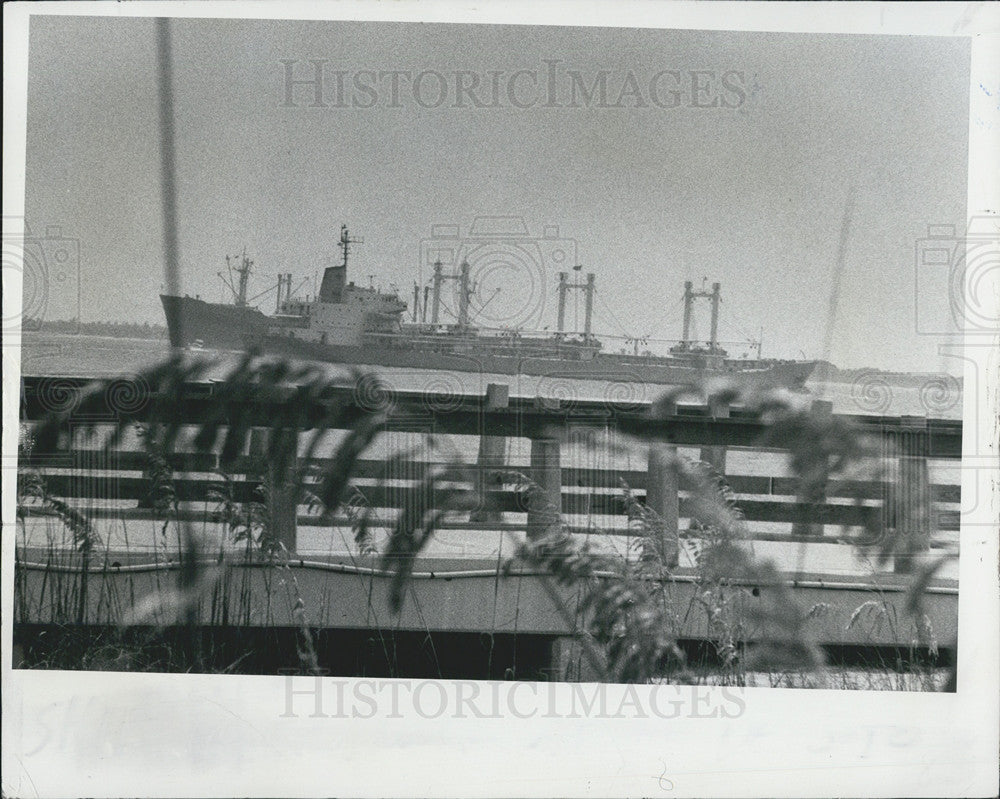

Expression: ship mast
xmin=224 ymin=248 xmax=254 ymax=307
xmin=429 ymin=259 xmax=474 ymax=330
xmin=338 ymin=224 xmax=364 ymax=270
xmin=458 ymin=260 xmax=471 ymax=329
xmin=679 ymin=279 xmax=722 ymax=354
xmin=556 ymin=268 xmax=596 ymax=341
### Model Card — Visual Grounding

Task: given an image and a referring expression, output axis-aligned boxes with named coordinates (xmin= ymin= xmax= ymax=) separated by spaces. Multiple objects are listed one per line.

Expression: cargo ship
xmin=161 ymin=225 xmax=816 ymax=390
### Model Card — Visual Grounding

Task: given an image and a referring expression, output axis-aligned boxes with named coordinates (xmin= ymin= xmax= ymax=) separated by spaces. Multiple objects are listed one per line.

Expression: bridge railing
xmin=18 ymin=377 xmax=962 ymax=575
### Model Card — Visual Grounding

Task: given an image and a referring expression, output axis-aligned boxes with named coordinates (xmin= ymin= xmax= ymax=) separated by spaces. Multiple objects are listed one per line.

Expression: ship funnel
xmin=319 ymin=261 xmax=346 ymax=303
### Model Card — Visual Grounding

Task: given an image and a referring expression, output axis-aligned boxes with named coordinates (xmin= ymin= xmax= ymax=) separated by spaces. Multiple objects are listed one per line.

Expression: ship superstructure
xmin=268 ymin=226 xmax=407 ymax=346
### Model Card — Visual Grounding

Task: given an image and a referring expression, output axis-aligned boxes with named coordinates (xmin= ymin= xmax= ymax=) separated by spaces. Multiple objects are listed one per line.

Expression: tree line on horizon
xmin=22 ymin=318 xmax=168 ymax=339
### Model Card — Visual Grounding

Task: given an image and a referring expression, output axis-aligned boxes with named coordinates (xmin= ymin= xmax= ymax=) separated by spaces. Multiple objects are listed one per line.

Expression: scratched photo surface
xmin=14 ymin=16 xmax=970 ymax=691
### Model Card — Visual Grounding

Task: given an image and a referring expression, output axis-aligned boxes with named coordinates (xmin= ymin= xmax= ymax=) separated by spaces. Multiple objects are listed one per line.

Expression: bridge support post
xmin=646 ymin=444 xmax=680 ymax=568
xmin=792 ymin=400 xmax=834 ymax=537
xmin=892 ymin=416 xmax=931 ymax=574
xmin=527 ymin=425 xmax=562 ymax=541
xmin=249 ymin=428 xmax=299 ymax=555
xmin=700 ymin=394 xmax=729 ymax=475
xmin=471 ymin=383 xmax=509 ymax=523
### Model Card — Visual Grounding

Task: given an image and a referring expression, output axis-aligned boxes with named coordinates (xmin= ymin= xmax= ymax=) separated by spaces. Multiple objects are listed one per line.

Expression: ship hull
xmin=161 ymin=295 xmax=815 ymax=390
xmin=161 ymin=294 xmax=270 ymax=350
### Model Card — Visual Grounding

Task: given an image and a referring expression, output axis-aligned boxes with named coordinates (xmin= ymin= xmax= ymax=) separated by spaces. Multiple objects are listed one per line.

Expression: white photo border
xmin=2 ymin=2 xmax=997 ymax=797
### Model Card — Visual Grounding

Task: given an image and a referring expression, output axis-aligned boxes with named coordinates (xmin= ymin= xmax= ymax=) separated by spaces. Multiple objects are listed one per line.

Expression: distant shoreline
xmin=21 ymin=319 xmax=168 ymax=340
xmin=809 ymin=361 xmax=963 ymax=388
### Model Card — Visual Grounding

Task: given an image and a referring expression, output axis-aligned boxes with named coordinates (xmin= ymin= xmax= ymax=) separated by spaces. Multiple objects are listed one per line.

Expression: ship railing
xmin=17 ymin=377 xmax=961 ymax=578
xmin=363 ymin=331 xmax=598 ymax=359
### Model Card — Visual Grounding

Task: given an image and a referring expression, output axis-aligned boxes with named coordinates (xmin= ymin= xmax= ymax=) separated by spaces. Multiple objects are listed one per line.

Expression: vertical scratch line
xmin=822 ymin=186 xmax=856 ymax=365
xmin=155 ymin=19 xmax=182 ymax=320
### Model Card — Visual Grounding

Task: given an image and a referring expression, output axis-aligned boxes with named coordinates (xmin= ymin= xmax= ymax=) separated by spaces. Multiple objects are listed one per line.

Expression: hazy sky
xmin=24 ymin=16 xmax=970 ymax=371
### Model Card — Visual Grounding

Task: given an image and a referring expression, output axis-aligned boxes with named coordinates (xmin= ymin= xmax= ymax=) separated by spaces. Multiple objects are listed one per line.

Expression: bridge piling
xmin=527 ymin=398 xmax=563 ymax=540
xmin=700 ymin=394 xmax=729 ymax=475
xmin=892 ymin=415 xmax=931 ymax=574
xmin=646 ymin=443 xmax=680 ymax=568
xmin=249 ymin=428 xmax=299 ymax=554
xmin=792 ymin=399 xmax=834 ymax=537
xmin=471 ymin=383 xmax=509 ymax=523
